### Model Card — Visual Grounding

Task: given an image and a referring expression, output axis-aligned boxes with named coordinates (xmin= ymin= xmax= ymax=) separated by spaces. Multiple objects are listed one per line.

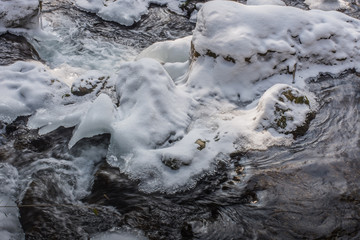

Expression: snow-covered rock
xmin=74 ymin=0 xmax=188 ymax=26
xmin=0 ymin=0 xmax=40 ymax=29
xmin=189 ymin=1 xmax=360 ymax=101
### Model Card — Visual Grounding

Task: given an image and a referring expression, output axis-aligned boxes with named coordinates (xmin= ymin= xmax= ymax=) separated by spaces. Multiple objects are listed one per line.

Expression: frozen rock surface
xmin=189 ymin=1 xmax=360 ymax=101
xmin=0 ymin=0 xmax=39 ymax=29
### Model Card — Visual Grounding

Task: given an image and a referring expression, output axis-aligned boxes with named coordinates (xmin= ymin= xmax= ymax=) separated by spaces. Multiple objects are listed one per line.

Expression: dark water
xmin=1 ymin=0 xmax=360 ymax=239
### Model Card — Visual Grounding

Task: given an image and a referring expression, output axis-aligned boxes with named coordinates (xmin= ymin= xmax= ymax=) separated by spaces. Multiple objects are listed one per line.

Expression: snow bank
xmin=189 ymin=1 xmax=360 ymax=101
xmin=0 ymin=61 xmax=69 ymax=123
xmin=0 ymin=0 xmax=39 ymax=30
xmin=305 ymin=0 xmax=349 ymax=10
xmin=74 ymin=0 xmax=187 ymax=26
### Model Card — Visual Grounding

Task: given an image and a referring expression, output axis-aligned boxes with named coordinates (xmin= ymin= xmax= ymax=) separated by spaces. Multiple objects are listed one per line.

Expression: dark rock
xmin=0 ymin=33 xmax=41 ymax=65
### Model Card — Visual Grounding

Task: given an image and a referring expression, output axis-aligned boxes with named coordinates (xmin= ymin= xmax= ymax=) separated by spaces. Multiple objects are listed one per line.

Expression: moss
xmin=276 ymin=116 xmax=287 ymax=129
xmin=195 ymin=139 xmax=206 ymax=151
xmin=190 ymin=41 xmax=200 ymax=61
xmin=282 ymin=90 xmax=309 ymax=105
xmin=205 ymin=50 xmax=218 ymax=58
xmin=161 ymin=157 xmax=190 ymax=170
xmin=223 ymin=55 xmax=236 ymax=63
xmin=290 ymin=111 xmax=316 ymax=139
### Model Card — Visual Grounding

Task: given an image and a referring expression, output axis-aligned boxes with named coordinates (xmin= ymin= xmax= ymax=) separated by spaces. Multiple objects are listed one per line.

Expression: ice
xmin=0 ymin=61 xmax=69 ymax=123
xmin=136 ymin=36 xmax=191 ymax=81
xmin=305 ymin=0 xmax=349 ymax=10
xmin=74 ymin=0 xmax=188 ymax=26
xmin=69 ymin=94 xmax=115 ymax=148
xmin=189 ymin=1 xmax=360 ymax=101
xmin=136 ymin=36 xmax=191 ymax=63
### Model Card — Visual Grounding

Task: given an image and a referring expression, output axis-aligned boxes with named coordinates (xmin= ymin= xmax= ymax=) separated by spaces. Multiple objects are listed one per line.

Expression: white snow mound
xmin=189 ymin=1 xmax=360 ymax=101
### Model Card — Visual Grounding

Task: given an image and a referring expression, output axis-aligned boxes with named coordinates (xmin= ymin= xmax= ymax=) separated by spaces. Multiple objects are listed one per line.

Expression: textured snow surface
xmin=75 ymin=0 xmax=186 ymax=26
xmin=0 ymin=61 xmax=69 ymax=123
xmin=190 ymin=1 xmax=360 ymax=101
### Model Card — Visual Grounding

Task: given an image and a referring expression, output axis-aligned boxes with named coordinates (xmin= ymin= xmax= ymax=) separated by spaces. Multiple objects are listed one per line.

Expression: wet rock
xmin=0 ymin=33 xmax=41 ymax=65
xmin=71 ymin=75 xmax=109 ymax=96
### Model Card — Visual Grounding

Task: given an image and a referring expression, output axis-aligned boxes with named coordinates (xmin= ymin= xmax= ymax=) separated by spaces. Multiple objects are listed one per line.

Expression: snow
xmin=247 ymin=0 xmax=285 ymax=6
xmin=74 ymin=0 xmax=187 ymax=26
xmin=305 ymin=0 xmax=349 ymax=10
xmin=189 ymin=1 xmax=360 ymax=101
xmin=0 ymin=0 xmax=39 ymax=29
xmin=0 ymin=61 xmax=69 ymax=123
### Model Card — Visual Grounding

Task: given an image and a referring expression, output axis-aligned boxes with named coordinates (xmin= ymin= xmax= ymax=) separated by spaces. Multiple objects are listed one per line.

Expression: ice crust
xmin=9 ymin=1 xmax=360 ymax=193
xmin=74 ymin=0 xmax=186 ymax=26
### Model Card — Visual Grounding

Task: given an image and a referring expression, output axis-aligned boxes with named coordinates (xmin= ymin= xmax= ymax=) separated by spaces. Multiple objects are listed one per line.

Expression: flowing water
xmin=1 ymin=0 xmax=360 ymax=239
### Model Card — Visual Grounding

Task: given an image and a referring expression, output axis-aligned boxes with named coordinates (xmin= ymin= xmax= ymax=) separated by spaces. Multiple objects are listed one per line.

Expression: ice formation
xmin=18 ymin=1 xmax=360 ymax=192
xmin=0 ymin=0 xmax=39 ymax=30
xmin=74 ymin=0 xmax=187 ymax=26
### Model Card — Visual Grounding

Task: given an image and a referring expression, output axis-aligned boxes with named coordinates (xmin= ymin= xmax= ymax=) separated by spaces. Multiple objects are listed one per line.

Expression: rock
xmin=0 ymin=33 xmax=41 ymax=65
xmin=255 ymin=84 xmax=315 ymax=137
xmin=0 ymin=0 xmax=40 ymax=29
xmin=71 ymin=74 xmax=109 ymax=96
